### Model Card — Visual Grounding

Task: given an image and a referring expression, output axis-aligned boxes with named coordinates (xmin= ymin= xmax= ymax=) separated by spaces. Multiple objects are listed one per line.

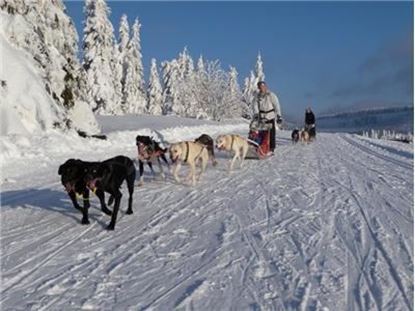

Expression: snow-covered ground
xmin=1 ymin=116 xmax=413 ymax=310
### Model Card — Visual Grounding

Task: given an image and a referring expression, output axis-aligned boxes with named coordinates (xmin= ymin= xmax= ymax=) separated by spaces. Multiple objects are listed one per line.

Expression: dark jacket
xmin=305 ymin=111 xmax=315 ymax=125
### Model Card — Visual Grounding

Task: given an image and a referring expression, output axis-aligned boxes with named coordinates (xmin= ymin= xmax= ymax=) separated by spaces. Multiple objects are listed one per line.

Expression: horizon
xmin=65 ymin=1 xmax=413 ymax=121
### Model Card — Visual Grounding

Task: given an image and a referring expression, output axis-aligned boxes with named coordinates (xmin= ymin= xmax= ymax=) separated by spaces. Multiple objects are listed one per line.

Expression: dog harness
xmin=184 ymin=142 xmax=190 ymax=163
xmin=137 ymin=142 xmax=163 ymax=161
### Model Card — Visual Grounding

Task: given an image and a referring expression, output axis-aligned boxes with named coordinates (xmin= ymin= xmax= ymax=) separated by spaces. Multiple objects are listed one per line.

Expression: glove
xmin=276 ymin=115 xmax=283 ymax=124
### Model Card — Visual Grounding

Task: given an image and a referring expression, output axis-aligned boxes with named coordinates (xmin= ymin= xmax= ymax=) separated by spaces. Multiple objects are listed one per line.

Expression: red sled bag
xmin=246 ymin=115 xmax=273 ymax=159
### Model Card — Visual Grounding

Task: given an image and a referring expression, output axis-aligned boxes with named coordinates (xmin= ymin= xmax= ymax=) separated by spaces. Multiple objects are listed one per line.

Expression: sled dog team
xmin=58 ymin=133 xmax=250 ymax=230
xmin=290 ymin=126 xmax=316 ymax=144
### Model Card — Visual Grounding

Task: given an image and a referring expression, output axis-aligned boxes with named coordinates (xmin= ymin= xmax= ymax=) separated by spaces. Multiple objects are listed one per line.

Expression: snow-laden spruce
xmin=162 ymin=59 xmax=182 ymax=116
xmin=122 ymin=18 xmax=147 ymax=114
xmin=83 ymin=0 xmax=121 ymax=114
xmin=255 ymin=52 xmax=265 ymax=82
xmin=147 ymin=58 xmax=163 ymax=115
xmin=242 ymin=53 xmax=267 ymax=119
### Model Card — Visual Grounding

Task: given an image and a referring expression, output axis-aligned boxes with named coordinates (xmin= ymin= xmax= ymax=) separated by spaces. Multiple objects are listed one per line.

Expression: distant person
xmin=305 ymin=107 xmax=316 ymax=139
xmin=256 ymin=81 xmax=282 ymax=154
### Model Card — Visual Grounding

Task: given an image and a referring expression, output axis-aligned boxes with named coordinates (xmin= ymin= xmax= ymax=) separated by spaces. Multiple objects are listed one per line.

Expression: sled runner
xmin=245 ymin=116 xmax=272 ymax=159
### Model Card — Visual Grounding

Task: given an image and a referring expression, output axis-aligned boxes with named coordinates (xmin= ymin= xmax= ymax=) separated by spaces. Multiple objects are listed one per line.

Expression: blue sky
xmin=65 ymin=1 xmax=413 ymax=120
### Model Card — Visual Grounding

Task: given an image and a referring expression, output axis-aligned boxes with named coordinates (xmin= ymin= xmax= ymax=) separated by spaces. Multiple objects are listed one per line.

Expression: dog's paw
xmin=126 ymin=209 xmax=133 ymax=215
xmin=81 ymin=218 xmax=90 ymax=225
xmin=106 ymin=224 xmax=115 ymax=231
xmin=137 ymin=181 xmax=144 ymax=187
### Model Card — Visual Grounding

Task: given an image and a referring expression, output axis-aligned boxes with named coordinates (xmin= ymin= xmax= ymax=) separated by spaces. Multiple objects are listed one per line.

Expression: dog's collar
xmin=184 ymin=142 xmax=190 ymax=163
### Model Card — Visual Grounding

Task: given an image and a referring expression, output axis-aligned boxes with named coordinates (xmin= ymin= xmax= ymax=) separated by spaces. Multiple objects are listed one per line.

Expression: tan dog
xmin=169 ymin=141 xmax=209 ymax=186
xmin=300 ymin=129 xmax=310 ymax=143
xmin=216 ymin=134 xmax=249 ymax=171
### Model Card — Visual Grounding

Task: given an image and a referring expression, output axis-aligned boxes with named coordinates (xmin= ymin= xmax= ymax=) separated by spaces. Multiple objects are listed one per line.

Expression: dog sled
xmin=246 ymin=116 xmax=272 ymax=159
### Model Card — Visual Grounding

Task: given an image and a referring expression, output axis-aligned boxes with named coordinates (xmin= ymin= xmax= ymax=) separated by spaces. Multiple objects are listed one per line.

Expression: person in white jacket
xmin=256 ymin=81 xmax=282 ymax=153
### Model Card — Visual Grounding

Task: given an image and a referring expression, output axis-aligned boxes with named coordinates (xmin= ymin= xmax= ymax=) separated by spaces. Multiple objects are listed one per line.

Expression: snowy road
xmin=1 ymin=130 xmax=413 ymax=310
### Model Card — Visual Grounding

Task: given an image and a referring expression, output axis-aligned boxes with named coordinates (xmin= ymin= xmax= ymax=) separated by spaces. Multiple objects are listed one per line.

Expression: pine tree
xmin=177 ymin=48 xmax=197 ymax=117
xmin=191 ymin=55 xmax=209 ymax=118
xmin=147 ymin=58 xmax=163 ymax=115
xmin=123 ymin=18 xmax=147 ymax=114
xmin=225 ymin=66 xmax=243 ymax=118
xmin=255 ymin=52 xmax=265 ymax=82
xmin=117 ymin=14 xmax=129 ymax=113
xmin=241 ymin=53 xmax=267 ymax=119
xmin=83 ymin=0 xmax=120 ymax=114
xmin=242 ymin=71 xmax=257 ymax=118
xmin=162 ymin=59 xmax=182 ymax=115
xmin=111 ymin=43 xmax=124 ymax=114
xmin=118 ymin=14 xmax=129 ymax=53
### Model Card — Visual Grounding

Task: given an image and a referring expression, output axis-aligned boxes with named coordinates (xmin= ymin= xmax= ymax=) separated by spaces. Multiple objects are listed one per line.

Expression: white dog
xmin=216 ymin=134 xmax=249 ymax=171
xmin=169 ymin=141 xmax=209 ymax=186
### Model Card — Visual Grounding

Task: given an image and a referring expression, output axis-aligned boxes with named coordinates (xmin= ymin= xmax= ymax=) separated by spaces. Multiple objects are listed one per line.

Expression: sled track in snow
xmin=341 ymin=135 xmax=413 ymax=170
xmin=1 ymin=131 xmax=413 ymax=310
xmin=0 ymin=220 xmax=99 ymax=298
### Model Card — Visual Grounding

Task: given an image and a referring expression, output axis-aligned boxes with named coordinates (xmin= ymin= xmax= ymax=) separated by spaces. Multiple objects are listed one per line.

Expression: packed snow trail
xmin=1 ymin=131 xmax=413 ymax=310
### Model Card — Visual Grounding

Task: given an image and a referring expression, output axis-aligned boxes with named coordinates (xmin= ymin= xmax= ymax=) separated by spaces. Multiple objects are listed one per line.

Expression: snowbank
xmin=0 ymin=115 xmax=249 ymax=181
xmin=0 ymin=11 xmax=100 ymax=136
xmin=0 ymin=15 xmax=61 ymax=135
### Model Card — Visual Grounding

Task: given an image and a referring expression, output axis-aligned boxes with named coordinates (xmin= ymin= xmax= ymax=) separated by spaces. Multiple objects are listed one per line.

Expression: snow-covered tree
xmin=224 ymin=66 xmax=243 ymax=118
xmin=242 ymin=71 xmax=257 ymax=118
xmin=177 ymin=47 xmax=194 ymax=79
xmin=190 ymin=55 xmax=209 ymax=119
xmin=111 ymin=44 xmax=124 ymax=114
xmin=1 ymin=0 xmax=99 ymax=132
xmin=176 ymin=48 xmax=198 ymax=117
xmin=116 ymin=14 xmax=129 ymax=112
xmin=255 ymin=52 xmax=265 ymax=82
xmin=197 ymin=55 xmax=205 ymax=73
xmin=123 ymin=18 xmax=147 ymax=114
xmin=118 ymin=14 xmax=129 ymax=53
xmin=186 ymin=59 xmax=229 ymax=121
xmin=83 ymin=0 xmax=121 ymax=114
xmin=162 ymin=59 xmax=182 ymax=115
xmin=241 ymin=53 xmax=268 ymax=119
xmin=147 ymin=58 xmax=163 ymax=115
xmin=0 ymin=0 xmax=28 ymax=15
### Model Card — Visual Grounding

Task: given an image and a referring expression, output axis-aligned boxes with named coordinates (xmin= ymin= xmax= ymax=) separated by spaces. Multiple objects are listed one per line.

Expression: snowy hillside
xmin=317 ymin=106 xmax=414 ymax=133
xmin=1 ymin=116 xmax=413 ymax=310
xmin=0 ymin=9 xmax=99 ymax=135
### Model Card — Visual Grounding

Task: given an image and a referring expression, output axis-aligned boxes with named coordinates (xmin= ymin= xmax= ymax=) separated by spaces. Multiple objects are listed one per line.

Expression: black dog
xmin=194 ymin=134 xmax=217 ymax=166
xmin=83 ymin=155 xmax=136 ymax=230
xmin=58 ymin=159 xmax=112 ymax=225
xmin=136 ymin=135 xmax=169 ymax=185
xmin=291 ymin=129 xmax=300 ymax=143
xmin=58 ymin=156 xmax=135 ymax=230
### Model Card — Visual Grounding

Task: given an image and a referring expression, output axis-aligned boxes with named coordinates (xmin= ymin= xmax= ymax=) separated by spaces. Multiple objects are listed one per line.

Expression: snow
xmin=0 ymin=15 xmax=60 ymax=135
xmin=1 ymin=115 xmax=413 ymax=310
xmin=0 ymin=10 xmax=99 ymax=136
